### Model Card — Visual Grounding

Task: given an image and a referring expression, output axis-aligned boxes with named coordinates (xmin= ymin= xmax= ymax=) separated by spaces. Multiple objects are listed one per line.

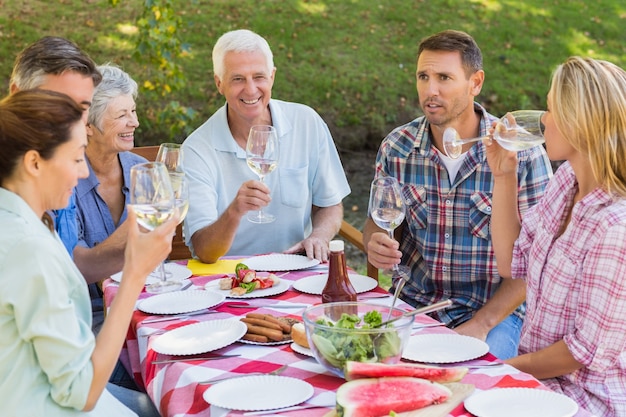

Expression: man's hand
xmin=365 ymin=230 xmax=402 ymax=270
xmin=453 ymin=317 xmax=491 ymax=341
xmin=285 ymin=235 xmax=330 ymax=262
xmin=230 ymin=179 xmax=271 ymax=217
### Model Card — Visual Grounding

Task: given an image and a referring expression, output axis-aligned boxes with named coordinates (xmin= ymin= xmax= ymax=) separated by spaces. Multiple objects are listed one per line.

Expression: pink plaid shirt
xmin=512 ymin=161 xmax=626 ymax=417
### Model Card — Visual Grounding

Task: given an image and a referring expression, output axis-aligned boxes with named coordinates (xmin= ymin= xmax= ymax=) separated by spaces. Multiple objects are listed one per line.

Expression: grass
xmin=1 ymin=0 xmax=624 ymax=277
xmin=1 ymin=0 xmax=624 ymax=147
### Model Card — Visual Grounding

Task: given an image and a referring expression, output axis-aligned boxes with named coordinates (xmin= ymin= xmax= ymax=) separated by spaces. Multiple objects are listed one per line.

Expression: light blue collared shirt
xmin=0 ymin=188 xmax=95 ymax=414
xmin=182 ymin=99 xmax=351 ymax=257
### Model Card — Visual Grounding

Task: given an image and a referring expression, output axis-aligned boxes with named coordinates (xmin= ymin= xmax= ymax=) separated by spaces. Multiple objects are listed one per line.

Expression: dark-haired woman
xmin=0 ymin=90 xmax=171 ymax=416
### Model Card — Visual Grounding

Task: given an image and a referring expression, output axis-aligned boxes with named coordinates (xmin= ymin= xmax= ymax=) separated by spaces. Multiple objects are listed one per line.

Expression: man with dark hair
xmin=10 ymin=36 xmax=101 ymax=255
xmin=364 ymin=30 xmax=552 ymax=359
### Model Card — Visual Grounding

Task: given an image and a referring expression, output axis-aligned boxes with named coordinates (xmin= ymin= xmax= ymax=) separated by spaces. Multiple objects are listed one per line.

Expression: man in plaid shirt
xmin=364 ymin=30 xmax=552 ymax=359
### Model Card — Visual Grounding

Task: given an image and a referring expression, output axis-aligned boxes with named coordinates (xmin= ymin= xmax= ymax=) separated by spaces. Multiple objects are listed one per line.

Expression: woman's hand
xmin=484 ymin=121 xmax=519 ymax=177
xmin=121 ymin=208 xmax=176 ymax=288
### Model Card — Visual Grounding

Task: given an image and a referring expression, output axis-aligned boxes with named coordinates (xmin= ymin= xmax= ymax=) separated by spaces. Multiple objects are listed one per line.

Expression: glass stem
xmin=458 ymin=134 xmax=489 ymax=146
xmin=158 ymin=261 xmax=167 ymax=283
xmin=387 ymin=229 xmax=399 ymax=272
xmin=258 ymin=175 xmax=265 ymax=219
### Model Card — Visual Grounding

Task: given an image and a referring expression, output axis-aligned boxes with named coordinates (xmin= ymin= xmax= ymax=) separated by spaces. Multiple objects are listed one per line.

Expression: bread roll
xmin=290 ymin=322 xmax=309 ymax=348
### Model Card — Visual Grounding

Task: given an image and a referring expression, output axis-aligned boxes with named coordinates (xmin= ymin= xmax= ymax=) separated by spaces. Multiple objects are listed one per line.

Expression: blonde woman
xmin=487 ymin=56 xmax=626 ymax=416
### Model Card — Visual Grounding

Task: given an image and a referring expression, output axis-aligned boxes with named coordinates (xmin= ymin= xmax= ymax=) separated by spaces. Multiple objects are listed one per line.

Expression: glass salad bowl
xmin=302 ymin=302 xmax=414 ymax=379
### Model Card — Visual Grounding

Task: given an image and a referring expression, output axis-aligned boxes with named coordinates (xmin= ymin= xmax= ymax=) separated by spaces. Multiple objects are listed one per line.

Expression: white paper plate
xmin=290 ymin=342 xmax=314 ymax=357
xmin=292 ymin=273 xmax=378 ymax=295
xmin=152 ymin=319 xmax=247 ymax=355
xmin=242 ymin=254 xmax=320 ymax=271
xmin=110 ymin=263 xmax=192 ymax=285
xmin=402 ymin=333 xmax=489 ymax=363
xmin=204 ymin=278 xmax=291 ymax=299
xmin=138 ymin=290 xmax=225 ymax=315
xmin=203 ymin=375 xmax=314 ymax=411
xmin=464 ymin=388 xmax=578 ymax=417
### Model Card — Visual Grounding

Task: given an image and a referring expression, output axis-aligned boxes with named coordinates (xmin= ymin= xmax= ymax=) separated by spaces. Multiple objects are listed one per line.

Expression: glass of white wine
xmin=156 ymin=143 xmax=188 ymax=224
xmin=246 ymin=125 xmax=279 ymax=224
xmin=151 ymin=143 xmax=190 ymax=288
xmin=156 ymin=142 xmax=184 ymax=173
xmin=369 ymin=176 xmax=410 ymax=318
xmin=443 ymin=110 xmax=545 ymax=159
xmin=129 ymin=161 xmax=179 ymax=293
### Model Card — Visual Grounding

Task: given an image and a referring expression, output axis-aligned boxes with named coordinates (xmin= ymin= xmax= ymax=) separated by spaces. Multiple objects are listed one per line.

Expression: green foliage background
xmin=1 ymin=0 xmax=625 ymax=150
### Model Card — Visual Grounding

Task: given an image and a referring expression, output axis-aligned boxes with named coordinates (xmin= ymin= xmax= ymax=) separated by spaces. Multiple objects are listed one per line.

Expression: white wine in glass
xmin=156 ymin=142 xmax=184 ymax=173
xmin=130 ymin=161 xmax=178 ymax=293
xmin=246 ymin=125 xmax=279 ymax=224
xmin=443 ymin=110 xmax=545 ymax=159
xmin=369 ymin=176 xmax=410 ymax=318
xmin=171 ymin=173 xmax=189 ymax=224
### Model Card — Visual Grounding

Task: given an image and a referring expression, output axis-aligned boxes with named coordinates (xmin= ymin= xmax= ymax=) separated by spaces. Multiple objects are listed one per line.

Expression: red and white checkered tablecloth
xmin=103 ymin=259 xmax=594 ymax=417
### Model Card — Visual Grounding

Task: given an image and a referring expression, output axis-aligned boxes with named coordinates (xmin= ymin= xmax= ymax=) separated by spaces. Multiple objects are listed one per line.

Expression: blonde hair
xmin=549 ymin=56 xmax=626 ymax=196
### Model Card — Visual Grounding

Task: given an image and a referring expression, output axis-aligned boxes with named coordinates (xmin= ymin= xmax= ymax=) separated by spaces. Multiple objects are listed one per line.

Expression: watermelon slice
xmin=344 ymin=360 xmax=468 ymax=382
xmin=336 ymin=377 xmax=451 ymax=417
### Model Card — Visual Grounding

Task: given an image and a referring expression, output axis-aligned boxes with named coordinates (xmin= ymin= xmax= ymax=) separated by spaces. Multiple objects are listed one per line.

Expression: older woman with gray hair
xmin=74 ymin=64 xmax=145 ymax=284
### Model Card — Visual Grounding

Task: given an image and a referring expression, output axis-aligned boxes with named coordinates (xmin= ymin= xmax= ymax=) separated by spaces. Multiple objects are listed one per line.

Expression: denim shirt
xmin=75 ymin=152 xmax=147 ymax=248
xmin=52 ymin=193 xmax=78 ymax=257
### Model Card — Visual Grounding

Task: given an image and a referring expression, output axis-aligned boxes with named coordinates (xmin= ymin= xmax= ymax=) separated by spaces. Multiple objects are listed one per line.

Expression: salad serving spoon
xmin=375 ymin=299 xmax=453 ymax=328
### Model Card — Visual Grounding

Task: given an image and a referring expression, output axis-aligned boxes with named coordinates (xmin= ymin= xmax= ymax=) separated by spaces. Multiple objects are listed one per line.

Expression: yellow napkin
xmin=186 ymin=258 xmax=244 ymax=276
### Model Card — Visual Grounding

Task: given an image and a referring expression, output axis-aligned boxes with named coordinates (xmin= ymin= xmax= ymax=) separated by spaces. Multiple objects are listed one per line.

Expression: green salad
xmin=311 ymin=310 xmax=402 ymax=371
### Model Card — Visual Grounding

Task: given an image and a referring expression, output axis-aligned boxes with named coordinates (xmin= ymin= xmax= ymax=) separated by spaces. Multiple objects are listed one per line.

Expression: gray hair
xmin=212 ymin=29 xmax=274 ymax=81
xmin=10 ymin=36 xmax=101 ymax=91
xmin=87 ymin=64 xmax=138 ymax=130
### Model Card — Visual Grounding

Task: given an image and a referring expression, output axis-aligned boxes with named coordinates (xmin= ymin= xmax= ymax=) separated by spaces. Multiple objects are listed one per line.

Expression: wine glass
xmin=129 ymin=162 xmax=179 ymax=293
xmin=171 ymin=173 xmax=189 ymax=225
xmin=246 ymin=125 xmax=279 ymax=223
xmin=156 ymin=142 xmax=184 ymax=173
xmin=146 ymin=143 xmax=188 ymax=290
xmin=368 ymin=176 xmax=410 ymax=318
xmin=442 ymin=110 xmax=545 ymax=159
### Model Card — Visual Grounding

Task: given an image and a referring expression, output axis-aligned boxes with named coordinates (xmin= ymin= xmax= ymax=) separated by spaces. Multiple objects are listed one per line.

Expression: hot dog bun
xmin=290 ymin=322 xmax=309 ymax=348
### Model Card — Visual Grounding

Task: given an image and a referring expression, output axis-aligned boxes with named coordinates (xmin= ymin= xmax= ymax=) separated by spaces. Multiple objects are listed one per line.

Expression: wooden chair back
xmin=130 ymin=145 xmax=378 ymax=278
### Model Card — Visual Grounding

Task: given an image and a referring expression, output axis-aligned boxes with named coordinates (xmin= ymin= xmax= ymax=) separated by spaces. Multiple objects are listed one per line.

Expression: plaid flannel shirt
xmin=375 ymin=103 xmax=552 ymax=326
xmin=513 ymin=162 xmax=626 ymax=417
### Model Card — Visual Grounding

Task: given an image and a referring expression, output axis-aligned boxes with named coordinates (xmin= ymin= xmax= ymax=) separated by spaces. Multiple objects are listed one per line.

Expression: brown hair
xmin=10 ymin=36 xmax=102 ymax=91
xmin=417 ymin=30 xmax=483 ymax=77
xmin=0 ymin=90 xmax=84 ymax=183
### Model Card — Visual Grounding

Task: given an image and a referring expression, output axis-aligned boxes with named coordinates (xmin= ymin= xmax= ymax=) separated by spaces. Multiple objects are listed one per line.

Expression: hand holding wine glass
xmin=246 ymin=125 xmax=279 ymax=223
xmin=443 ymin=110 xmax=545 ymax=159
xmin=369 ymin=176 xmax=410 ymax=318
xmin=129 ymin=162 xmax=178 ymax=293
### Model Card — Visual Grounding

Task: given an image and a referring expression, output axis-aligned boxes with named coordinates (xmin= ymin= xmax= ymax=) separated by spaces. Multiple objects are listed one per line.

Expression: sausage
xmin=241 ymin=317 xmax=283 ymax=331
xmin=246 ymin=313 xmax=291 ymax=333
xmin=242 ymin=333 xmax=269 ymax=343
xmin=242 ymin=322 xmax=284 ymax=341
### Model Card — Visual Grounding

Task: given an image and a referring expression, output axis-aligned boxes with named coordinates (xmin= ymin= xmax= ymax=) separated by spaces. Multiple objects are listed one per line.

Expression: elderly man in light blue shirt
xmin=183 ymin=29 xmax=350 ymax=263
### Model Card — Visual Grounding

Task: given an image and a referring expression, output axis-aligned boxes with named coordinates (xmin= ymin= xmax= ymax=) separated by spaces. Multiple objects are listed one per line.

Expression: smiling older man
xmin=182 ymin=29 xmax=350 ymax=264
